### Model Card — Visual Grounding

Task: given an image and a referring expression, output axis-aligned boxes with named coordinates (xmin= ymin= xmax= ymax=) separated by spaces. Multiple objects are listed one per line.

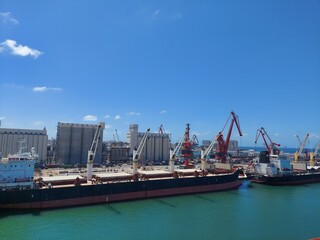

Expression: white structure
xmin=0 ymin=127 xmax=48 ymax=162
xmin=0 ymin=140 xmax=37 ymax=190
xmin=254 ymin=154 xmax=292 ymax=177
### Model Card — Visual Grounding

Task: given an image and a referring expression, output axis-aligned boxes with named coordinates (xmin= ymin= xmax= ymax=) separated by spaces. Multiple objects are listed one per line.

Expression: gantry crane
xmin=310 ymin=141 xmax=320 ymax=167
xmin=87 ymin=122 xmax=103 ymax=181
xmin=294 ymin=133 xmax=309 ymax=162
xmin=215 ymin=111 xmax=242 ymax=163
xmin=255 ymin=127 xmax=280 ymax=155
xmin=132 ymin=128 xmax=150 ymax=175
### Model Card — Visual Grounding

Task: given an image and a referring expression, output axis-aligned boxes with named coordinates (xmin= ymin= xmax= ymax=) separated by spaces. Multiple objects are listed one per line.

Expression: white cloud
xmin=114 ymin=115 xmax=121 ymax=120
xmin=33 ymin=86 xmax=63 ymax=92
xmin=33 ymin=121 xmax=44 ymax=126
xmin=160 ymin=110 xmax=167 ymax=114
xmin=0 ymin=116 xmax=5 ymax=120
xmin=274 ymin=133 xmax=279 ymax=136
xmin=309 ymin=133 xmax=319 ymax=139
xmin=0 ymin=12 xmax=19 ymax=25
xmin=104 ymin=115 xmax=110 ymax=119
xmin=105 ymin=124 xmax=112 ymax=129
xmin=127 ymin=112 xmax=140 ymax=116
xmin=1 ymin=39 xmax=43 ymax=58
xmin=83 ymin=115 xmax=98 ymax=121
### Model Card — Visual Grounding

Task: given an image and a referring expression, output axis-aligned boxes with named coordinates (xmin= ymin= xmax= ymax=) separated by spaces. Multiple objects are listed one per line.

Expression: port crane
xmin=181 ymin=123 xmax=193 ymax=167
xmin=255 ymin=127 xmax=280 ymax=155
xmin=294 ymin=133 xmax=309 ymax=162
xmin=87 ymin=122 xmax=103 ymax=181
xmin=132 ymin=128 xmax=150 ymax=175
xmin=191 ymin=134 xmax=199 ymax=148
xmin=215 ymin=111 xmax=242 ymax=163
xmin=158 ymin=124 xmax=165 ymax=134
xmin=310 ymin=141 xmax=320 ymax=167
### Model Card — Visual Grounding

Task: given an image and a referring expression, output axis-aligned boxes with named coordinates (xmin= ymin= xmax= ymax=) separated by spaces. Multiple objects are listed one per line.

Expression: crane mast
xmin=215 ymin=111 xmax=242 ymax=163
xmin=294 ymin=133 xmax=309 ymax=162
xmin=87 ymin=122 xmax=103 ymax=181
xmin=255 ymin=127 xmax=280 ymax=155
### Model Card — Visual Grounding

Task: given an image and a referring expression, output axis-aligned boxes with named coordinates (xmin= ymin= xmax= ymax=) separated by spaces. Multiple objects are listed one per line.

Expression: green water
xmin=1 ymin=181 xmax=319 ymax=240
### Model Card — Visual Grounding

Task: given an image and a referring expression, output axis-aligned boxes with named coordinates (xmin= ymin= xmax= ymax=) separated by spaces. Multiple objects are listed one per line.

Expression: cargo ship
xmin=251 ymin=151 xmax=320 ymax=185
xmin=0 ymin=145 xmax=241 ymax=209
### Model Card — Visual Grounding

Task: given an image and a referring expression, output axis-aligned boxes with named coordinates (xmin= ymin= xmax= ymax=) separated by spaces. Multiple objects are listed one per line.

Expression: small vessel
xmin=251 ymin=151 xmax=320 ymax=185
xmin=251 ymin=127 xmax=320 ymax=185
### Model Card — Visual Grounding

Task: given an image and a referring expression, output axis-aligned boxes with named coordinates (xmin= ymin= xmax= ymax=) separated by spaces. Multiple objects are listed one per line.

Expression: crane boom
xmin=294 ymin=133 xmax=309 ymax=162
xmin=215 ymin=111 xmax=242 ymax=163
xmin=115 ymin=129 xmax=120 ymax=142
xmin=87 ymin=122 xmax=103 ymax=181
xmin=132 ymin=128 xmax=150 ymax=175
xmin=170 ymin=134 xmax=185 ymax=159
xmin=255 ymin=127 xmax=280 ymax=155
xmin=133 ymin=128 xmax=150 ymax=160
xmin=201 ymin=133 xmax=220 ymax=159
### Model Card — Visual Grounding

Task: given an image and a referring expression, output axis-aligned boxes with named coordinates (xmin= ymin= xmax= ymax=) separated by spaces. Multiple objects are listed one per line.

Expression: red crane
xmin=215 ymin=111 xmax=242 ymax=163
xmin=181 ymin=123 xmax=193 ymax=167
xmin=255 ymin=127 xmax=280 ymax=155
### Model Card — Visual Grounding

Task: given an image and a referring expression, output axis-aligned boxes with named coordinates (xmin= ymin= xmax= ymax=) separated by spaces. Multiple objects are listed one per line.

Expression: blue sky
xmin=0 ymin=0 xmax=319 ymax=149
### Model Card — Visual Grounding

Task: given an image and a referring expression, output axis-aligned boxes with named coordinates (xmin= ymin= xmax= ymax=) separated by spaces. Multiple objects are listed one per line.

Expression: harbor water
xmin=1 ymin=181 xmax=319 ymax=240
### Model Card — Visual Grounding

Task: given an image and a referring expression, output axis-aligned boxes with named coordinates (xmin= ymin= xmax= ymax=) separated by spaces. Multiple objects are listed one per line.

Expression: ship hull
xmin=252 ymin=172 xmax=320 ymax=186
xmin=0 ymin=171 xmax=241 ymax=209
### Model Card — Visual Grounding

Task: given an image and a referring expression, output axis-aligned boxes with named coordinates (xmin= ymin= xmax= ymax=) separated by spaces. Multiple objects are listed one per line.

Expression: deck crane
xmin=201 ymin=134 xmax=219 ymax=170
xmin=255 ymin=127 xmax=280 ymax=155
xmin=294 ymin=133 xmax=309 ymax=162
xmin=310 ymin=141 xmax=320 ymax=167
xmin=132 ymin=128 xmax=150 ymax=175
xmin=296 ymin=134 xmax=309 ymax=158
xmin=215 ymin=111 xmax=242 ymax=163
xmin=169 ymin=133 xmax=186 ymax=172
xmin=87 ymin=122 xmax=103 ymax=181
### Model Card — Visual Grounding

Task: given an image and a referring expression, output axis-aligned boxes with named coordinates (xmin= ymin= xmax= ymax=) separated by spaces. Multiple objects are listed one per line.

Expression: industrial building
xmin=0 ymin=127 xmax=48 ymax=162
xmin=126 ymin=124 xmax=170 ymax=164
xmin=103 ymin=141 xmax=130 ymax=165
xmin=55 ymin=122 xmax=105 ymax=166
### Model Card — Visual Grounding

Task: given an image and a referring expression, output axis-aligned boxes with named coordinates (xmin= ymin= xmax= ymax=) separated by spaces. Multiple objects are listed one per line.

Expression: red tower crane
xmin=215 ymin=111 xmax=242 ymax=163
xmin=255 ymin=127 xmax=280 ymax=155
xmin=181 ymin=123 xmax=193 ymax=167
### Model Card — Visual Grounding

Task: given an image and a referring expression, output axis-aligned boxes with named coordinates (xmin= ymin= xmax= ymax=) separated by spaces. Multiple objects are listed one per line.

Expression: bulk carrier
xmin=0 ymin=124 xmax=242 ymax=210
